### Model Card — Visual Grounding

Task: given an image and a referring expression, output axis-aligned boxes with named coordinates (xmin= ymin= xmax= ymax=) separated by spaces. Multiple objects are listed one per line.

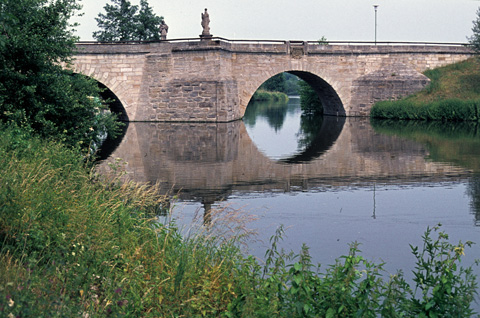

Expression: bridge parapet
xmin=76 ymin=39 xmax=472 ymax=55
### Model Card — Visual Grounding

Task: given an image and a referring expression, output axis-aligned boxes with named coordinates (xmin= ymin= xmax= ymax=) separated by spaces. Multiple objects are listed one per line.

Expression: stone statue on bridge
xmin=160 ymin=20 xmax=168 ymax=40
xmin=201 ymin=8 xmax=211 ymax=38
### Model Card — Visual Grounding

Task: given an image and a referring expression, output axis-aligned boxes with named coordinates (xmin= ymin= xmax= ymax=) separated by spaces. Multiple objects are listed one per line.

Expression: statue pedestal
xmin=200 ymin=34 xmax=213 ymax=41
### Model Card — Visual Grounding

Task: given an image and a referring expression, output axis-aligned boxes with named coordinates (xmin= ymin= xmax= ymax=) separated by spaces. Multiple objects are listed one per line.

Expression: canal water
xmin=98 ymin=97 xmax=480 ymax=298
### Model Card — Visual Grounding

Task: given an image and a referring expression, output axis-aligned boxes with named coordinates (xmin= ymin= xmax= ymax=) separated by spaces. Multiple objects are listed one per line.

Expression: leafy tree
xmin=260 ymin=73 xmax=287 ymax=93
xmin=284 ymin=72 xmax=300 ymax=95
xmin=93 ymin=0 xmax=139 ymax=42
xmin=0 ymin=0 xmax=121 ymax=149
xmin=137 ymin=0 xmax=163 ymax=41
xmin=93 ymin=0 xmax=164 ymax=42
xmin=469 ymin=7 xmax=480 ymax=53
xmin=299 ymin=81 xmax=323 ymax=115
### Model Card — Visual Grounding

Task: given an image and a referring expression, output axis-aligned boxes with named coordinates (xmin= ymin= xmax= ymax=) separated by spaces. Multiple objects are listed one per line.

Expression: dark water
xmin=98 ymin=97 xmax=480 ymax=299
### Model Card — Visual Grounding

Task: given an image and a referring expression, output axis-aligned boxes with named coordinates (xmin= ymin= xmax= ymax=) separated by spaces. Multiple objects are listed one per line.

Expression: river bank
xmin=250 ymin=89 xmax=289 ymax=103
xmin=371 ymin=57 xmax=480 ymax=121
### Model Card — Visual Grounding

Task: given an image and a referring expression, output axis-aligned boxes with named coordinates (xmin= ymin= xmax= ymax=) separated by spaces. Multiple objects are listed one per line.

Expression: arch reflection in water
xmin=97 ymin=117 xmax=469 ymax=209
xmin=97 ymin=117 xmax=345 ymax=202
xmin=243 ymin=97 xmax=345 ymax=163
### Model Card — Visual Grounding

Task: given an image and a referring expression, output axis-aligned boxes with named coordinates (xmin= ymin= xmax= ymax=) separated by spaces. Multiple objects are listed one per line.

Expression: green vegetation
xmin=252 ymin=73 xmax=290 ymax=102
xmin=318 ymin=36 xmax=329 ymax=45
xmin=259 ymin=72 xmax=301 ymax=96
xmin=371 ymin=58 xmax=480 ymax=121
xmin=251 ymin=89 xmax=289 ymax=102
xmin=93 ymin=0 xmax=164 ymax=42
xmin=260 ymin=73 xmax=287 ymax=93
xmin=284 ymin=73 xmax=301 ymax=95
xmin=469 ymin=8 xmax=480 ymax=53
xmin=299 ymin=81 xmax=323 ymax=115
xmin=0 ymin=0 xmax=121 ymax=149
xmin=1 ymin=126 xmax=478 ymax=317
xmin=1 ymin=1 xmax=478 ymax=315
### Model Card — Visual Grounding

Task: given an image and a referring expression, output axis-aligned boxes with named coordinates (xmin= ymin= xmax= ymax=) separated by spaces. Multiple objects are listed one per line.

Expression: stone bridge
xmin=71 ymin=39 xmax=473 ymax=121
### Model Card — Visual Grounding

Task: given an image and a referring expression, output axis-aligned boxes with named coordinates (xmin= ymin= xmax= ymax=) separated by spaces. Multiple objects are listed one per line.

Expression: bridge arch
xmin=68 ymin=58 xmax=141 ymax=121
xmin=287 ymin=71 xmax=345 ymax=116
xmin=241 ymin=70 xmax=345 ymax=118
xmin=66 ymin=67 xmax=129 ymax=121
xmin=96 ymin=81 xmax=129 ymax=121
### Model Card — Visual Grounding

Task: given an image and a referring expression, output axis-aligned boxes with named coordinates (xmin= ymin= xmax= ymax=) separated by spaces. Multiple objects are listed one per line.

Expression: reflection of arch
xmin=279 ymin=116 xmax=346 ymax=164
xmin=242 ymin=71 xmax=345 ymax=118
xmin=95 ymin=121 xmax=128 ymax=161
xmin=288 ymin=71 xmax=345 ymax=116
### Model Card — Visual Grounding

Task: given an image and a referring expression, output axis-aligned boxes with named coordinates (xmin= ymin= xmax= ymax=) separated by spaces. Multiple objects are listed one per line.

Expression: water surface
xmin=98 ymin=97 xmax=480 ymax=293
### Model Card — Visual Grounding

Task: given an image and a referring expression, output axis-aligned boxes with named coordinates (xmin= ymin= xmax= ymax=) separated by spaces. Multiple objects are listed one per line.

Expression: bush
xmin=0 ymin=0 xmax=122 ymax=150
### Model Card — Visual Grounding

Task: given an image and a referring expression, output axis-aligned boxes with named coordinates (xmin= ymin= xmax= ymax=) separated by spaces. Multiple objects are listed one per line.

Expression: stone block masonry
xmin=72 ymin=40 xmax=474 ymax=122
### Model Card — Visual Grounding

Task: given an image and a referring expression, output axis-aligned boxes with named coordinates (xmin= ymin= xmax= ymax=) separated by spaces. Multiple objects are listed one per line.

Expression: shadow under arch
xmin=91 ymin=80 xmax=130 ymax=161
xmin=97 ymin=81 xmax=129 ymax=122
xmin=287 ymin=70 xmax=345 ymax=116
xmin=278 ymin=115 xmax=346 ymax=164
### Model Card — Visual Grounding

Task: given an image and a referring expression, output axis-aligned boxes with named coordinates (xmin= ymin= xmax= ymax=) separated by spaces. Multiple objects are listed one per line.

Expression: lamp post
xmin=373 ymin=5 xmax=379 ymax=45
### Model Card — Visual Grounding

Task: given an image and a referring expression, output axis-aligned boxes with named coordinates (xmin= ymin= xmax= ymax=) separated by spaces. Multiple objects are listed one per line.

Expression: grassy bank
xmin=0 ymin=125 xmax=478 ymax=317
xmin=251 ymin=89 xmax=289 ymax=102
xmin=371 ymin=57 xmax=480 ymax=121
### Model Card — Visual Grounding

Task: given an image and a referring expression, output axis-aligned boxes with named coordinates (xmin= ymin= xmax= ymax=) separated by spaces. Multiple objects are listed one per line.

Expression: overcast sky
xmin=73 ymin=0 xmax=480 ymax=43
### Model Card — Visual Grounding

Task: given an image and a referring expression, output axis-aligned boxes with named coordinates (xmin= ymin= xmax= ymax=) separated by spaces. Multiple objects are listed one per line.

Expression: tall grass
xmin=0 ymin=125 xmax=245 ymax=316
xmin=371 ymin=98 xmax=480 ymax=121
xmin=0 ymin=125 xmax=478 ymax=317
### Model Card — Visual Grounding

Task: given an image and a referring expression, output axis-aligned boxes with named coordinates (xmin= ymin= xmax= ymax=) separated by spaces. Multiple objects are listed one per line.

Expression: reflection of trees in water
xmin=372 ymin=119 xmax=480 ymax=226
xmin=297 ymin=113 xmax=324 ymax=150
xmin=243 ymin=100 xmax=291 ymax=132
xmin=245 ymin=98 xmax=344 ymax=164
xmin=467 ymin=175 xmax=480 ymax=226
xmin=371 ymin=119 xmax=480 ymax=172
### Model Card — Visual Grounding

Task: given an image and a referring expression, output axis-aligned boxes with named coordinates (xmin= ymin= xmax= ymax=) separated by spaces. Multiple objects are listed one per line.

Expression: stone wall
xmin=73 ymin=41 xmax=474 ymax=121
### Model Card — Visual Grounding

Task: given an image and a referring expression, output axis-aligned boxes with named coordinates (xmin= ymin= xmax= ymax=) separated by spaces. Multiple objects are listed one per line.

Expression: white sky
xmin=73 ymin=0 xmax=480 ymax=43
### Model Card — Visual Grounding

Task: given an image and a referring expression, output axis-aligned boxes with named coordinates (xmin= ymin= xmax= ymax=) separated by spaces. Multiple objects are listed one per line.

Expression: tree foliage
xmin=93 ymin=0 xmax=164 ymax=42
xmin=0 ymin=0 xmax=121 ymax=149
xmin=260 ymin=73 xmax=287 ymax=93
xmin=469 ymin=7 xmax=480 ymax=53
xmin=137 ymin=0 xmax=163 ymax=41
xmin=299 ymin=81 xmax=323 ymax=115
